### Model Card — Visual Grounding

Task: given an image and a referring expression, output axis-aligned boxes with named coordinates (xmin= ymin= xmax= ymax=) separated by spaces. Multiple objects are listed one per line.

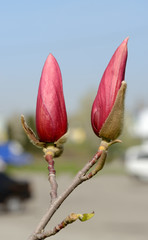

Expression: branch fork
xmin=21 ymin=115 xmax=121 ymax=240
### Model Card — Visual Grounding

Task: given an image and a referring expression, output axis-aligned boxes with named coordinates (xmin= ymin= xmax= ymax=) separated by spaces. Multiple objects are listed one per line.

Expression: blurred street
xmin=0 ymin=173 xmax=148 ymax=240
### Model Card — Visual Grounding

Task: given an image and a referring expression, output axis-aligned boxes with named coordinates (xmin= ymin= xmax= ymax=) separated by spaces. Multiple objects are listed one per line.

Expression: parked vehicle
xmin=0 ymin=172 xmax=31 ymax=211
xmin=0 ymin=141 xmax=33 ymax=211
xmin=125 ymin=141 xmax=148 ymax=181
xmin=0 ymin=141 xmax=32 ymax=166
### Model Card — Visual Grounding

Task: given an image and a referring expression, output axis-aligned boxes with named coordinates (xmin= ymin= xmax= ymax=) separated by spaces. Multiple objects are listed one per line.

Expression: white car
xmin=125 ymin=142 xmax=148 ymax=181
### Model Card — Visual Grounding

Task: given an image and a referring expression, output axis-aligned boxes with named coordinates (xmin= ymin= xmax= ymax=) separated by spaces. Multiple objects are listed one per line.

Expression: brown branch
xmin=28 ymin=150 xmax=103 ymax=240
xmin=82 ymin=150 xmax=107 ymax=180
xmin=45 ymin=154 xmax=58 ymax=202
xmin=36 ymin=213 xmax=82 ymax=239
xmin=28 ymin=139 xmax=122 ymax=240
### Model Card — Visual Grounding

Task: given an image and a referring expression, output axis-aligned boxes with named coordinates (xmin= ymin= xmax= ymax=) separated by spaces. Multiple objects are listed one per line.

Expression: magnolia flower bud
xmin=91 ymin=37 xmax=128 ymax=141
xmin=36 ymin=53 xmax=67 ymax=143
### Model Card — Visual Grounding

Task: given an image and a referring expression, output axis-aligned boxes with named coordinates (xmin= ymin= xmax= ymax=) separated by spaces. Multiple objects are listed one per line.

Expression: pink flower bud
xmin=36 ymin=54 xmax=67 ymax=143
xmin=91 ymin=37 xmax=128 ymax=140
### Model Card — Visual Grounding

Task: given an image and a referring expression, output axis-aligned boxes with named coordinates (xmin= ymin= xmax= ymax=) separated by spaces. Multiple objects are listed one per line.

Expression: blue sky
xmin=0 ymin=0 xmax=148 ymax=119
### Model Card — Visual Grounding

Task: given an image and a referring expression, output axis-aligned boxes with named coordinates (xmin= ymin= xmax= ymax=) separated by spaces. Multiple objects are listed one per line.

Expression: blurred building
xmin=69 ymin=127 xmax=86 ymax=144
xmin=132 ymin=108 xmax=148 ymax=139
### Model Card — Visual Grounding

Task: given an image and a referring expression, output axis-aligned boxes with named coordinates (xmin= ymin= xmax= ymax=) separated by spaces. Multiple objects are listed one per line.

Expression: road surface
xmin=0 ymin=173 xmax=148 ymax=240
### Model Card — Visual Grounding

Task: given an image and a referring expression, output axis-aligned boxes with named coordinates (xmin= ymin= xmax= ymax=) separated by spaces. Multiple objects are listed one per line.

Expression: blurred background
xmin=0 ymin=1 xmax=148 ymax=239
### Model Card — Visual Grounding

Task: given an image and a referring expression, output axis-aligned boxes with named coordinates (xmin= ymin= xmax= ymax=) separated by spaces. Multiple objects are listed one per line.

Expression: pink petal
xmin=36 ymin=54 xmax=67 ymax=142
xmin=91 ymin=37 xmax=128 ymax=136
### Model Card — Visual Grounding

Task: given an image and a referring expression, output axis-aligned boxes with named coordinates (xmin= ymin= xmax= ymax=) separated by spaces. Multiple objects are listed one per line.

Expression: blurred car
xmin=0 ymin=141 xmax=33 ymax=211
xmin=125 ymin=141 xmax=148 ymax=181
xmin=0 ymin=141 xmax=33 ymax=166
xmin=0 ymin=172 xmax=31 ymax=211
